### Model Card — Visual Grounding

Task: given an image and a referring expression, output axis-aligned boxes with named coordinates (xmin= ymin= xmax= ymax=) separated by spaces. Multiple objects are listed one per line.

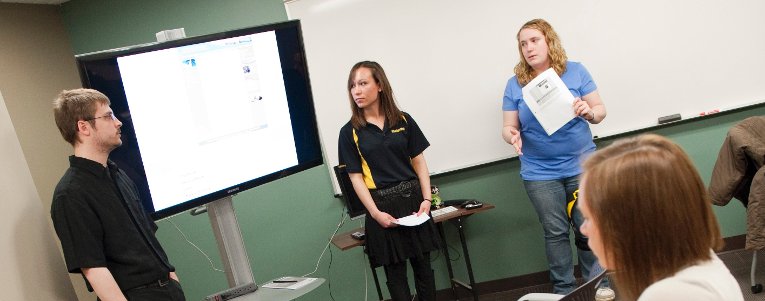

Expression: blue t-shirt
xmin=502 ymin=61 xmax=597 ymax=180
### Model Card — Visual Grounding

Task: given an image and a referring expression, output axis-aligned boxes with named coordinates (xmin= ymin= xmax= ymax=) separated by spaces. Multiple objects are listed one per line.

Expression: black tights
xmin=383 ymin=252 xmax=435 ymax=301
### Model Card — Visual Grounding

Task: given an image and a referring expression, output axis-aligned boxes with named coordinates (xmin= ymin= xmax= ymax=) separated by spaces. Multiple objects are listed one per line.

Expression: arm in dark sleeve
xmin=403 ymin=113 xmax=430 ymax=157
xmin=51 ymin=194 xmax=106 ymax=273
xmin=338 ymin=124 xmax=362 ymax=173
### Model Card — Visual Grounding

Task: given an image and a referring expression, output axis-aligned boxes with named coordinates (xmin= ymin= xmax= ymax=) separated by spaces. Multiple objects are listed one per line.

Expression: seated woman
xmin=578 ymin=134 xmax=744 ymax=301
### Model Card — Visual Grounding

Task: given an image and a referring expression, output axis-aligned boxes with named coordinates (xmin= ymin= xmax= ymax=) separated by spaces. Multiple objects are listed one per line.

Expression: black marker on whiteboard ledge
xmin=658 ymin=113 xmax=682 ymax=124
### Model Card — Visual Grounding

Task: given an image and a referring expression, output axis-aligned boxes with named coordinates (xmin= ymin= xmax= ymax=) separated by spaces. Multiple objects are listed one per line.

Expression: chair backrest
xmin=559 ymin=270 xmax=609 ymax=301
xmin=333 ymin=165 xmax=367 ymax=220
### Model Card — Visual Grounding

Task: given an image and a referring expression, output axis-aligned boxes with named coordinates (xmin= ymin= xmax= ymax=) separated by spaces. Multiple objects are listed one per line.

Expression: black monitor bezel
xmin=76 ymin=20 xmax=323 ymax=220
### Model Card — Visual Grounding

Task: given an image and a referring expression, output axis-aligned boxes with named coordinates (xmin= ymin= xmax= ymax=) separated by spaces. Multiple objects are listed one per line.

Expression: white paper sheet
xmin=262 ymin=276 xmax=317 ymax=290
xmin=521 ymin=68 xmax=576 ymax=135
xmin=395 ymin=213 xmax=430 ymax=226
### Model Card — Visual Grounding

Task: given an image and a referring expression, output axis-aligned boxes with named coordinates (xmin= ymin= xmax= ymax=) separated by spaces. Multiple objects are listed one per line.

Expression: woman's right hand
xmin=508 ymin=127 xmax=523 ymax=155
xmin=372 ymin=211 xmax=398 ymax=228
xmin=503 ymin=111 xmax=523 ymax=156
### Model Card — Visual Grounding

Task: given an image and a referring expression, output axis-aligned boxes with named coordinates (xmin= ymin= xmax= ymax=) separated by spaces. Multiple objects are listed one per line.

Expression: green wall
xmin=60 ymin=1 xmax=758 ymax=299
xmin=62 ymin=0 xmax=287 ymax=55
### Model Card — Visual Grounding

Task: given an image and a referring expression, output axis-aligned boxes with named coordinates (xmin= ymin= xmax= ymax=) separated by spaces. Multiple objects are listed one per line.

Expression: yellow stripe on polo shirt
xmin=352 ymin=128 xmax=376 ymax=189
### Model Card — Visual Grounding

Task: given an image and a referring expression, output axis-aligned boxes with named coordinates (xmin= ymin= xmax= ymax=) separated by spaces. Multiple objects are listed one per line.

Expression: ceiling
xmin=0 ymin=0 xmax=69 ymax=4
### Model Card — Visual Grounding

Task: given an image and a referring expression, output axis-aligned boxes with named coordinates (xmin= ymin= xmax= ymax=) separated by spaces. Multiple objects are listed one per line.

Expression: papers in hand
xmin=262 ymin=276 xmax=317 ymax=290
xmin=521 ymin=68 xmax=576 ymax=136
xmin=395 ymin=213 xmax=430 ymax=226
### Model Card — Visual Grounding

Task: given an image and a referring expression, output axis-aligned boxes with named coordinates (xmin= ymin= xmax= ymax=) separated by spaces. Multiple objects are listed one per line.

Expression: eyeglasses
xmin=85 ymin=112 xmax=117 ymax=122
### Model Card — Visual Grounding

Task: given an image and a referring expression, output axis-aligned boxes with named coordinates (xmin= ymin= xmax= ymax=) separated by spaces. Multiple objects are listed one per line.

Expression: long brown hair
xmin=346 ymin=61 xmax=402 ymax=129
xmin=581 ymin=134 xmax=723 ymax=300
xmin=513 ymin=19 xmax=568 ymax=86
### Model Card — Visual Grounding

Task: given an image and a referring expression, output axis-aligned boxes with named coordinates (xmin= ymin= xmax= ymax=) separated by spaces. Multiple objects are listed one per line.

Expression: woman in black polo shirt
xmin=338 ymin=61 xmax=440 ymax=301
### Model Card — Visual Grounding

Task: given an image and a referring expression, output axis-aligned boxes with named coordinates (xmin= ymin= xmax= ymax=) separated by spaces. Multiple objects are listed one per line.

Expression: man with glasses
xmin=50 ymin=89 xmax=185 ymax=301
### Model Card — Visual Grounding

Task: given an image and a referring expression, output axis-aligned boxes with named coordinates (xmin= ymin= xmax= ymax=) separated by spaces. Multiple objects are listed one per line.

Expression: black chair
xmin=517 ymin=270 xmax=609 ymax=301
xmin=333 ymin=165 xmax=367 ymax=220
xmin=333 ymin=165 xmax=385 ymax=301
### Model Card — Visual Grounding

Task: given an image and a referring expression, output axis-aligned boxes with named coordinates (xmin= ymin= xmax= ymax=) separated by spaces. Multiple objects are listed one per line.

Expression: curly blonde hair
xmin=513 ymin=19 xmax=568 ymax=86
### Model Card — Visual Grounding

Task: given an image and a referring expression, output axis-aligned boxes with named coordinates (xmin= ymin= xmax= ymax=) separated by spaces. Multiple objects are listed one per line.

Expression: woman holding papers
xmin=579 ymin=134 xmax=743 ymax=301
xmin=501 ymin=18 xmax=607 ymax=294
xmin=338 ymin=61 xmax=440 ymax=301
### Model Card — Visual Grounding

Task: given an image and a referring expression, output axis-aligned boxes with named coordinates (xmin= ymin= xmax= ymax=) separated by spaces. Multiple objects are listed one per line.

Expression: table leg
xmin=453 ymin=217 xmax=479 ymax=301
xmin=437 ymin=223 xmax=459 ymax=300
xmin=366 ymin=250 xmax=384 ymax=301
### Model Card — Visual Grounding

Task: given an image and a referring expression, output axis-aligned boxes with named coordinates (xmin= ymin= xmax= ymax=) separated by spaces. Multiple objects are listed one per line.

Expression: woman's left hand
xmin=573 ymin=98 xmax=594 ymax=121
xmin=415 ymin=200 xmax=431 ymax=216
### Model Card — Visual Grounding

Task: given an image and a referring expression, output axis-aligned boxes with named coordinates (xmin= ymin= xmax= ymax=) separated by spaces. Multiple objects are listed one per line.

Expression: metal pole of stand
xmin=208 ymin=196 xmax=256 ymax=287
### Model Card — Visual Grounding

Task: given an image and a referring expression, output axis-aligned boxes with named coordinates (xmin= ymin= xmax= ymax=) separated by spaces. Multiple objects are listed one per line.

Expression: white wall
xmin=288 ymin=0 xmax=765 ymax=193
xmin=0 ymin=3 xmax=92 ymax=300
xmin=0 ymin=90 xmax=77 ymax=300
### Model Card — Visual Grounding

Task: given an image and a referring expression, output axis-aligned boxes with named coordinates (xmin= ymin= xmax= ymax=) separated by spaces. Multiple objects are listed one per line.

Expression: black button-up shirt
xmin=51 ymin=156 xmax=175 ymax=291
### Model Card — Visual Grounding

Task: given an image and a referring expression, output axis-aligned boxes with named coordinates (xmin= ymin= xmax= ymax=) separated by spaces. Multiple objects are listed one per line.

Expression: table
xmin=331 ymin=202 xmax=495 ymax=301
xmin=229 ymin=278 xmax=325 ymax=300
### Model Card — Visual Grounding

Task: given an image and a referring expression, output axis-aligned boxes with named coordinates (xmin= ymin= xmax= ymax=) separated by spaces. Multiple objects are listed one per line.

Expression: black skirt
xmin=365 ymin=179 xmax=441 ymax=266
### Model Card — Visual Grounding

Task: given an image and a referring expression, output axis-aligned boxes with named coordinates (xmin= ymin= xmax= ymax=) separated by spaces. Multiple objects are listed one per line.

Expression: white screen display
xmin=117 ymin=30 xmax=298 ymax=211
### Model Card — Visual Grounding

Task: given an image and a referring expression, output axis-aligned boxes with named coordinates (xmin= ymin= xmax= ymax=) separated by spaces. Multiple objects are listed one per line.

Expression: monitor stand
xmin=205 ymin=196 xmax=325 ymax=300
xmin=208 ymin=195 xmax=255 ymax=286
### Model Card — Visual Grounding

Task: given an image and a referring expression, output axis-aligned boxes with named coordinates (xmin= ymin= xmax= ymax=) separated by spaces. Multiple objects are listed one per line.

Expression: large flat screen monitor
xmin=76 ymin=20 xmax=323 ymax=220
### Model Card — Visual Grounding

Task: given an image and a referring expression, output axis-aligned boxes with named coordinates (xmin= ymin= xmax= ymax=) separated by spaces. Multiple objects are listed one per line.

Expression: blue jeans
xmin=524 ymin=176 xmax=604 ymax=294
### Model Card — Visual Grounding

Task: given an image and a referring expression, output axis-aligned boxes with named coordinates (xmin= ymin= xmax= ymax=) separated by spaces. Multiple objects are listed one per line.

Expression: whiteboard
xmin=286 ymin=0 xmax=765 ymax=193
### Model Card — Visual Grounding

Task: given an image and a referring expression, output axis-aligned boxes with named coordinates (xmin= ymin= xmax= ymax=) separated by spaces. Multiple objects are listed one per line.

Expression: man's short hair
xmin=53 ymin=89 xmax=111 ymax=146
